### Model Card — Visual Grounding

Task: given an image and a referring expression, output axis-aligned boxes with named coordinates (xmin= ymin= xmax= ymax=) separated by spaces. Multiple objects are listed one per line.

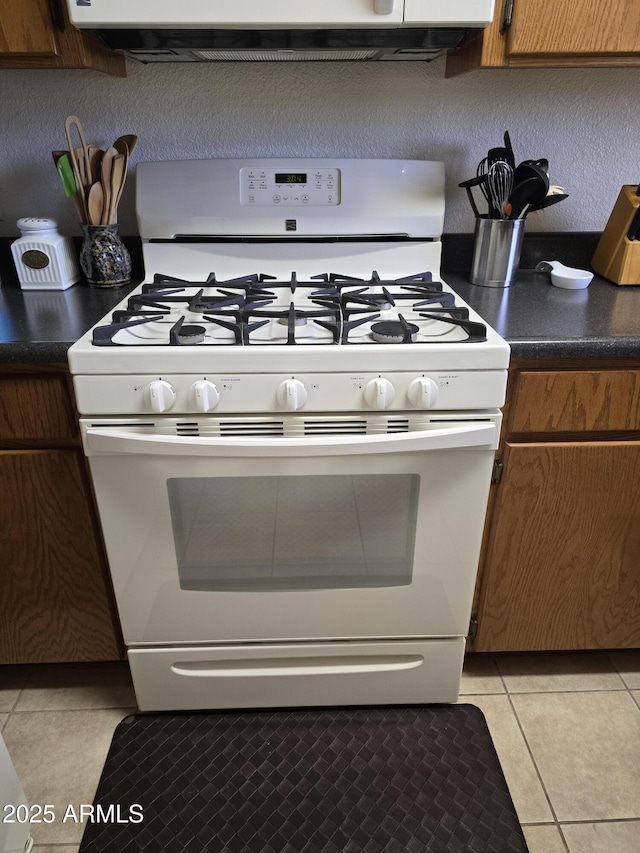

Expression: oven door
xmin=82 ymin=413 xmax=499 ymax=646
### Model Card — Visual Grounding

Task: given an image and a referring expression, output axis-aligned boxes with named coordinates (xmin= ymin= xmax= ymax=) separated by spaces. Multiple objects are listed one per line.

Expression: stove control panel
xmin=240 ymin=168 xmax=340 ymax=207
xmin=74 ymin=371 xmax=507 ymax=415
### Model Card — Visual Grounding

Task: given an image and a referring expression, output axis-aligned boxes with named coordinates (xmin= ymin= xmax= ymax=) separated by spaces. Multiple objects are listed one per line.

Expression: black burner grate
xmin=90 ymin=271 xmax=487 ymax=347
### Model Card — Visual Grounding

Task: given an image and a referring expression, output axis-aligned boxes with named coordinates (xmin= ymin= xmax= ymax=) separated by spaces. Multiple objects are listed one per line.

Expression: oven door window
xmin=168 ymin=474 xmax=419 ymax=591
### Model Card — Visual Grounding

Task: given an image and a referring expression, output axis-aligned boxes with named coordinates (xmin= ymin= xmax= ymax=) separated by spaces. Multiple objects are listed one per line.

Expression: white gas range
xmin=68 ymin=159 xmax=509 ymax=712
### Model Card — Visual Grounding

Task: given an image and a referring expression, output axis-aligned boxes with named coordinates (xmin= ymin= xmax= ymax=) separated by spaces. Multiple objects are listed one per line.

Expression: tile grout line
xmin=606 ymin=650 xmax=637 ymax=695
xmin=8 ymin=705 xmax=137 ymax=715
xmin=557 ymin=816 xmax=640 ymax=826
xmin=492 ymin=657 xmax=568 ymax=845
xmin=496 ymin=653 xmax=640 ymax=850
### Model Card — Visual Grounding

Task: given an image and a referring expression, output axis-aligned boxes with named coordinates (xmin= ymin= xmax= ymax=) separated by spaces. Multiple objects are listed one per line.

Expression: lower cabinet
xmin=0 ymin=367 xmax=122 ymax=664
xmin=473 ymin=362 xmax=640 ymax=652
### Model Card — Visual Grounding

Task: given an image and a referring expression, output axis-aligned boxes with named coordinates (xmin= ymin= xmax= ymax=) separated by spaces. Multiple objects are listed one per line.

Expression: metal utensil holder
xmin=470 ymin=217 xmax=526 ymax=287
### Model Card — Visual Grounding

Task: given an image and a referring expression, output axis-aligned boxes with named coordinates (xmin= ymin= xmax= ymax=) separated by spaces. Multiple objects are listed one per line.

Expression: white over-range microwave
xmin=65 ymin=0 xmax=496 ymax=62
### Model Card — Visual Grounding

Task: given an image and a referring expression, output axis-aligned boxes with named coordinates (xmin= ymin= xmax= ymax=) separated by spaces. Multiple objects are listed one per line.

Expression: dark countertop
xmin=0 ymin=279 xmax=138 ymax=364
xmin=441 ymin=231 xmax=640 ymax=360
xmin=0 ymin=238 xmax=140 ymax=365
xmin=447 ymin=272 xmax=640 ymax=360
xmin=1 ymin=233 xmax=639 ymax=365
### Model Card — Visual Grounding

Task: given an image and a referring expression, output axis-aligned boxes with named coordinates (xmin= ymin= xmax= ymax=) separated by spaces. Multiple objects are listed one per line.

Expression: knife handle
xmin=626 ymin=205 xmax=640 ymax=241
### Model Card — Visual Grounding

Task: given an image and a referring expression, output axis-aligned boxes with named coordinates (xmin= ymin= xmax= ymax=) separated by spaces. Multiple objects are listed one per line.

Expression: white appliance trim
xmin=83 ymin=421 xmax=498 ymax=456
xmin=67 ymin=0 xmax=495 ymax=29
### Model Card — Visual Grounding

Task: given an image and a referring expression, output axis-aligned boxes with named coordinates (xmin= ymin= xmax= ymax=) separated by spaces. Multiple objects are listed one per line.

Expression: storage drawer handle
xmin=171 ymin=654 xmax=423 ymax=678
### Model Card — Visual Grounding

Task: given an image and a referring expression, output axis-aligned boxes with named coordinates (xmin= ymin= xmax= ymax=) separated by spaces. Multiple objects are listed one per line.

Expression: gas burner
xmin=176 ymin=324 xmax=206 ymax=345
xmin=245 ymin=302 xmax=340 ymax=345
xmin=278 ymin=312 xmax=308 ymax=327
xmin=371 ymin=316 xmax=419 ymax=344
xmin=341 ymin=286 xmax=396 ymax=312
xmin=130 ymin=287 xmax=246 ymax=315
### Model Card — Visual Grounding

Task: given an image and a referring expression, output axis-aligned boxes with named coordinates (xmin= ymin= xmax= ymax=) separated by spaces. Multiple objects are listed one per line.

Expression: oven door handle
xmin=84 ymin=422 xmax=497 ymax=457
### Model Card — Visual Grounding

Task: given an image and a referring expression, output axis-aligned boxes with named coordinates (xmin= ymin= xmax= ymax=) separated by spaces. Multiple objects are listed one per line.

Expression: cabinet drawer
xmin=0 ymin=376 xmax=77 ymax=441
xmin=511 ymin=371 xmax=640 ymax=434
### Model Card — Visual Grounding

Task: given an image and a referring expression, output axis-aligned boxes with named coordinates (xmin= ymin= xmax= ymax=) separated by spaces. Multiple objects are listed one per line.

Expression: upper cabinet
xmin=0 ymin=0 xmax=125 ymax=75
xmin=446 ymin=0 xmax=640 ymax=75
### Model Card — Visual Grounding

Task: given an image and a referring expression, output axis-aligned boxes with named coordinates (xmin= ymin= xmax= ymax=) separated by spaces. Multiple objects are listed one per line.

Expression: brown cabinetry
xmin=0 ymin=365 xmax=122 ymax=664
xmin=473 ymin=361 xmax=640 ymax=652
xmin=447 ymin=0 xmax=640 ymax=75
xmin=0 ymin=0 xmax=125 ymax=75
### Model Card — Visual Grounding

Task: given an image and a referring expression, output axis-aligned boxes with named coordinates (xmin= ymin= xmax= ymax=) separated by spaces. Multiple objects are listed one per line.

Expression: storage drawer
xmin=511 ymin=370 xmax=640 ymax=434
xmin=128 ymin=639 xmax=465 ymax=711
xmin=0 ymin=376 xmax=77 ymax=441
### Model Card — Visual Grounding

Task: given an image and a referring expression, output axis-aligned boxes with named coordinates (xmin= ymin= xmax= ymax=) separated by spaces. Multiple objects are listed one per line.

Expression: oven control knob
xmin=146 ymin=379 xmax=176 ymax=413
xmin=192 ymin=380 xmax=220 ymax=412
xmin=277 ymin=379 xmax=308 ymax=411
xmin=407 ymin=377 xmax=439 ymax=409
xmin=364 ymin=377 xmax=395 ymax=409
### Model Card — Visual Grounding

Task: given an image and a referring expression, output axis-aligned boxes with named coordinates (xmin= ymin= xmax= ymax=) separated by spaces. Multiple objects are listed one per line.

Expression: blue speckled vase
xmin=80 ymin=224 xmax=131 ymax=287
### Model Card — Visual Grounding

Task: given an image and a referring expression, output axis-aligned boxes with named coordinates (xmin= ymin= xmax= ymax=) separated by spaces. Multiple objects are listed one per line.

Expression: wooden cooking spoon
xmin=100 ymin=147 xmax=118 ymax=225
xmin=108 ymin=155 xmax=126 ymax=224
xmin=114 ymin=134 xmax=138 ymax=157
xmin=87 ymin=181 xmax=105 ymax=227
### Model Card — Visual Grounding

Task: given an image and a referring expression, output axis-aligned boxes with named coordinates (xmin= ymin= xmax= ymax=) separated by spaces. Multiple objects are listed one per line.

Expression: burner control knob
xmin=277 ymin=379 xmax=308 ymax=411
xmin=192 ymin=380 xmax=220 ymax=413
xmin=407 ymin=377 xmax=439 ymax=409
xmin=146 ymin=379 xmax=176 ymax=413
xmin=364 ymin=378 xmax=395 ymax=410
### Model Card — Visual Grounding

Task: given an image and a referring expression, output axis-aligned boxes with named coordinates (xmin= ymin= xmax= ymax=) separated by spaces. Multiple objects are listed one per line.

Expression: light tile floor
xmin=0 ymin=651 xmax=639 ymax=852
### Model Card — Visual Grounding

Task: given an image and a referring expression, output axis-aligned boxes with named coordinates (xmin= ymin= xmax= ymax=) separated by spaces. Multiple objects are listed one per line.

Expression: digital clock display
xmin=275 ymin=173 xmax=307 ymax=184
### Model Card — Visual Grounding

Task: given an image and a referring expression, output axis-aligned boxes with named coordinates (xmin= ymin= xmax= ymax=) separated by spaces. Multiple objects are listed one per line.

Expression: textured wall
xmin=0 ymin=57 xmax=638 ymax=238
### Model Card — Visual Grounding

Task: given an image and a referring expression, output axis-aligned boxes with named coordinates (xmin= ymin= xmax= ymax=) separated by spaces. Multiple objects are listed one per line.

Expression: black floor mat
xmin=79 ymin=704 xmax=528 ymax=852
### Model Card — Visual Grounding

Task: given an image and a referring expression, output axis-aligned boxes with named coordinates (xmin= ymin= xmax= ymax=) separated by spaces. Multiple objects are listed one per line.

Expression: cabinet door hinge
xmin=491 ymin=458 xmax=504 ymax=485
xmin=499 ymin=0 xmax=514 ymax=34
xmin=468 ymin=615 xmax=478 ymax=638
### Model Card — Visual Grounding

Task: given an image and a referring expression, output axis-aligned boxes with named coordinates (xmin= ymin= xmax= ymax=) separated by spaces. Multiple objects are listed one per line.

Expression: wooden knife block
xmin=591 ymin=185 xmax=640 ymax=285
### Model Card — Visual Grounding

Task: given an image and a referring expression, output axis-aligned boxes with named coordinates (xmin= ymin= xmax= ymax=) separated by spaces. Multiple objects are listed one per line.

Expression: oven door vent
xmin=176 ymin=422 xmax=201 ymax=436
xmin=302 ymin=418 xmax=410 ymax=435
xmin=218 ymin=420 xmax=286 ymax=436
xmin=132 ymin=416 xmax=421 ymax=439
xmin=303 ymin=419 xmax=367 ymax=436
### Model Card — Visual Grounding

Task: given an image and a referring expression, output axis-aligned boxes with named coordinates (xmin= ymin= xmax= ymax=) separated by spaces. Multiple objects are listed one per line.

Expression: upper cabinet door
xmin=0 ymin=0 xmax=57 ymax=54
xmin=509 ymin=0 xmax=640 ymax=56
xmin=66 ymin=0 xmax=404 ymax=28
